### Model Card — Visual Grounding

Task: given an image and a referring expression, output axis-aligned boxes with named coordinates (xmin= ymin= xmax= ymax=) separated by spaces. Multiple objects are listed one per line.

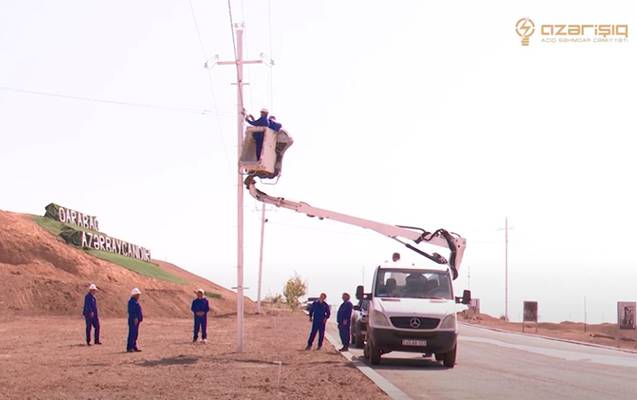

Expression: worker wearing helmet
xmin=337 ymin=292 xmax=353 ymax=352
xmin=191 ymin=289 xmax=210 ymax=343
xmin=268 ymin=115 xmax=282 ymax=132
xmin=82 ymin=283 xmax=101 ymax=346
xmin=305 ymin=293 xmax=331 ymax=350
xmin=245 ymin=108 xmax=269 ymax=161
xmin=127 ymin=288 xmax=143 ymax=352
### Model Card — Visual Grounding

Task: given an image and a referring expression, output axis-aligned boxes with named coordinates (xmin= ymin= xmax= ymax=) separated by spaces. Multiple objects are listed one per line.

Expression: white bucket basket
xmin=240 ymin=126 xmax=278 ymax=175
xmin=240 ymin=126 xmax=293 ymax=179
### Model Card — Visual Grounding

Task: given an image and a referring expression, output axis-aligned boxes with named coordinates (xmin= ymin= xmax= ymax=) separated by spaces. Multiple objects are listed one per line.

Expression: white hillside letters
xmin=44 ymin=203 xmax=152 ymax=263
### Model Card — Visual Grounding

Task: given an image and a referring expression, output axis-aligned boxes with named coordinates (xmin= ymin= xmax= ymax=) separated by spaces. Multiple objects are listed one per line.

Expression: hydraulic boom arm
xmin=244 ymin=176 xmax=466 ymax=279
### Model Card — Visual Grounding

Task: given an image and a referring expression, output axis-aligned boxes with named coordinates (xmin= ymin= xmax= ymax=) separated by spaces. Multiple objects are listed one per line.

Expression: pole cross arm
xmin=244 ymin=176 xmax=466 ymax=279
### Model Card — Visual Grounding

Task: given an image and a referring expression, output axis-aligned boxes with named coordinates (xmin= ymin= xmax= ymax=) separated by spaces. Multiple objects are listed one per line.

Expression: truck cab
xmin=360 ymin=263 xmax=471 ymax=367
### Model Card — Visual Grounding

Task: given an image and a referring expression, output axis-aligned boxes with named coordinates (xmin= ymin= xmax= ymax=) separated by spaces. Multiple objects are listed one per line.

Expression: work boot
xmin=316 ymin=346 xmax=322 ymax=351
xmin=95 ymin=341 xmax=102 ymax=345
xmin=338 ymin=347 xmax=348 ymax=352
xmin=134 ymin=348 xmax=142 ymax=352
xmin=86 ymin=342 xmax=91 ymax=347
xmin=304 ymin=345 xmax=311 ymax=351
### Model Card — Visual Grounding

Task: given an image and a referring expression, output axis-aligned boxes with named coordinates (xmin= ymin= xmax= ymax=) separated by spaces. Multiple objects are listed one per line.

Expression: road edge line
xmin=461 ymin=322 xmax=637 ymax=354
xmin=325 ymin=324 xmax=413 ymax=400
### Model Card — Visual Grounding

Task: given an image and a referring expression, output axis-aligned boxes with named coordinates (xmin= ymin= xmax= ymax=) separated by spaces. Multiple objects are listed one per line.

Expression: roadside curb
xmin=325 ymin=323 xmax=412 ymax=400
xmin=461 ymin=322 xmax=637 ymax=354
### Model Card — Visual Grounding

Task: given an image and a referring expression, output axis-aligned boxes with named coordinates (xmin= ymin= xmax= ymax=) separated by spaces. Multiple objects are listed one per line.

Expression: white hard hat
xmin=88 ymin=283 xmax=97 ymax=291
xmin=131 ymin=288 xmax=142 ymax=295
xmin=196 ymin=288 xmax=205 ymax=294
xmin=260 ymin=108 xmax=269 ymax=113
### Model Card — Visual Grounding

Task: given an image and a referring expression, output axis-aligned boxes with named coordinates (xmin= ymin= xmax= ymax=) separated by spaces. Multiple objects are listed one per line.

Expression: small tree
xmin=283 ymin=273 xmax=307 ymax=310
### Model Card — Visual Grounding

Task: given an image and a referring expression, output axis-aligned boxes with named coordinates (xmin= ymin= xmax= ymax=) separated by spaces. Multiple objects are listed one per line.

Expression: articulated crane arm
xmin=244 ymin=176 xmax=466 ymax=280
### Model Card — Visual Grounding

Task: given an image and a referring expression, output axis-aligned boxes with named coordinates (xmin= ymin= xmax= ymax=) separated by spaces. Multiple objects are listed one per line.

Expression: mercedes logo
xmin=409 ymin=317 xmax=421 ymax=329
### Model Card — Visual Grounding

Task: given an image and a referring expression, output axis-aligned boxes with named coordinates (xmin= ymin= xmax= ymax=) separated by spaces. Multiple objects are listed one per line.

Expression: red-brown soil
xmin=0 ymin=310 xmax=388 ymax=400
xmin=0 ymin=210 xmax=254 ymax=318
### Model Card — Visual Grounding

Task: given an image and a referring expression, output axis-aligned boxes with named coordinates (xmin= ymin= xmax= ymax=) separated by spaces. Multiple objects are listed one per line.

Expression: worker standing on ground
xmin=82 ymin=283 xmax=101 ymax=346
xmin=305 ymin=293 xmax=330 ymax=351
xmin=191 ymin=289 xmax=210 ymax=344
xmin=337 ymin=292 xmax=353 ymax=352
xmin=127 ymin=288 xmax=143 ymax=352
xmin=245 ymin=108 xmax=269 ymax=161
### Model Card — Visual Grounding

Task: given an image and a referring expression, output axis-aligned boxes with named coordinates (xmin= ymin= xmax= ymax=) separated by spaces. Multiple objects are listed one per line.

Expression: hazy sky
xmin=1 ymin=1 xmax=636 ymax=323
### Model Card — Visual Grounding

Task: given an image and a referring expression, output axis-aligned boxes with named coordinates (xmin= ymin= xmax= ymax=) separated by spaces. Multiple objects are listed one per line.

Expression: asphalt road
xmin=327 ymin=322 xmax=637 ymax=400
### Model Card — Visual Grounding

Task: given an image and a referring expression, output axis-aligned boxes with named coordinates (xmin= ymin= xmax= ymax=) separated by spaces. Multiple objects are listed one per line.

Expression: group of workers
xmin=82 ymin=284 xmax=210 ymax=352
xmin=83 ymin=281 xmax=355 ymax=354
xmin=245 ymin=107 xmax=283 ymax=161
xmin=305 ymin=292 xmax=353 ymax=352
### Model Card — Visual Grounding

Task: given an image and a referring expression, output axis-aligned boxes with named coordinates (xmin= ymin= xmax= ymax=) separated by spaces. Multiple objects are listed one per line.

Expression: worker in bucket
xmin=268 ymin=115 xmax=282 ymax=132
xmin=191 ymin=288 xmax=210 ymax=343
xmin=305 ymin=292 xmax=331 ymax=350
xmin=336 ymin=292 xmax=353 ymax=352
xmin=127 ymin=288 xmax=143 ymax=352
xmin=245 ymin=107 xmax=269 ymax=161
xmin=82 ymin=283 xmax=101 ymax=346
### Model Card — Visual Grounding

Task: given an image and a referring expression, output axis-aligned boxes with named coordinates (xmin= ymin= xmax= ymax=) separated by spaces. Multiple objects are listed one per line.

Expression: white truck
xmin=358 ymin=263 xmax=470 ymax=367
xmin=241 ymin=127 xmax=470 ymax=367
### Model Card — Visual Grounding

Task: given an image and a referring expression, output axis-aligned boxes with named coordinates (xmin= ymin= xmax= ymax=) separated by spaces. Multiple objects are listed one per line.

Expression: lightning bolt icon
xmin=516 ymin=17 xmax=535 ymax=46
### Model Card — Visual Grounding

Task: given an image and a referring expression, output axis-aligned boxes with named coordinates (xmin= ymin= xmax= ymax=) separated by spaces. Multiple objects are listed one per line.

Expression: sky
xmin=1 ymin=0 xmax=636 ymax=323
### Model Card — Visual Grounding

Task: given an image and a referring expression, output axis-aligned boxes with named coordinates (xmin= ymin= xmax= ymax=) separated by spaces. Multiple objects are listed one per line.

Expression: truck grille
xmin=390 ymin=317 xmax=440 ymax=329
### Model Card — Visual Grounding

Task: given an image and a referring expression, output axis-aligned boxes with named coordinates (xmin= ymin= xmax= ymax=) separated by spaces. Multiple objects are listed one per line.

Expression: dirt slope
xmin=0 ymin=210 xmax=253 ymax=318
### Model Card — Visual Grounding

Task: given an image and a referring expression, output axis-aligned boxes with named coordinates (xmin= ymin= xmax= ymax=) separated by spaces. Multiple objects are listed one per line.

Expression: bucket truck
xmin=240 ymin=127 xmax=470 ymax=367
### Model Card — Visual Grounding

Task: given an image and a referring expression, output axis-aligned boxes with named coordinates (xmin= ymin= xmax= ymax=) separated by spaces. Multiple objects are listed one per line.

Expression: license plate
xmin=402 ymin=339 xmax=427 ymax=346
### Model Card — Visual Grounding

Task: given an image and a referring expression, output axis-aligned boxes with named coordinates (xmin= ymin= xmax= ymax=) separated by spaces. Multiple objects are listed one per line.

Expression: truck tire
xmin=354 ymin=333 xmax=365 ymax=348
xmin=368 ymin=339 xmax=381 ymax=365
xmin=442 ymin=345 xmax=457 ymax=368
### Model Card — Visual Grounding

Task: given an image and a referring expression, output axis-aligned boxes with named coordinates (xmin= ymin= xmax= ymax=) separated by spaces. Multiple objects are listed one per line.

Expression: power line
xmin=0 ymin=85 xmax=218 ymax=115
xmin=187 ymin=0 xmax=232 ymax=168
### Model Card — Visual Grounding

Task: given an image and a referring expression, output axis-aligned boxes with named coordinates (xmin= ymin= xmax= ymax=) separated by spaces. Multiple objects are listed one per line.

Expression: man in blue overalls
xmin=337 ymin=292 xmax=353 ymax=352
xmin=268 ymin=115 xmax=282 ymax=132
xmin=245 ymin=108 xmax=269 ymax=160
xmin=305 ymin=293 xmax=330 ymax=351
xmin=82 ymin=283 xmax=101 ymax=346
xmin=127 ymin=288 xmax=143 ymax=352
xmin=191 ymin=288 xmax=210 ymax=343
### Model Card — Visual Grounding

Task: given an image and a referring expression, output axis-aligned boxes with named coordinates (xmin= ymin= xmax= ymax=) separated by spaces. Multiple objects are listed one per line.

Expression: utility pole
xmin=505 ymin=217 xmax=509 ymax=321
xmin=213 ymin=23 xmax=263 ymax=352
xmin=256 ymin=202 xmax=267 ymax=314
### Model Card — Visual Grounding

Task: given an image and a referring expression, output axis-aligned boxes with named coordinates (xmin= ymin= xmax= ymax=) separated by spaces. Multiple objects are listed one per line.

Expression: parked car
xmin=304 ymin=297 xmax=319 ymax=313
xmin=351 ymin=299 xmax=369 ymax=348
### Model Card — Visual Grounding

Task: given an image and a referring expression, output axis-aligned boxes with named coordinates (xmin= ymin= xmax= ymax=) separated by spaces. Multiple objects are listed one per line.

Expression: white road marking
xmin=461 ymin=335 xmax=637 ymax=368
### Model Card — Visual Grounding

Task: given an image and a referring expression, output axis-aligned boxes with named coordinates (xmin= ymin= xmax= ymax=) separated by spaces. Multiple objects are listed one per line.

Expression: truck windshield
xmin=374 ymin=269 xmax=453 ymax=299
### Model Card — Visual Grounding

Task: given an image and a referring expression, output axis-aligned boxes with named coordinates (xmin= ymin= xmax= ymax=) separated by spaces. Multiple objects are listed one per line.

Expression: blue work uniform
xmin=246 ymin=115 xmax=269 ymax=160
xmin=268 ymin=119 xmax=282 ymax=132
xmin=307 ymin=300 xmax=331 ymax=348
xmin=82 ymin=292 xmax=100 ymax=344
xmin=127 ymin=297 xmax=143 ymax=351
xmin=191 ymin=297 xmax=210 ymax=341
xmin=337 ymin=300 xmax=353 ymax=348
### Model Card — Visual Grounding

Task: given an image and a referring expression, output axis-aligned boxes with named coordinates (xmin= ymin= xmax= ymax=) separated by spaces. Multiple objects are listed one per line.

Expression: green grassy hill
xmin=32 ymin=215 xmax=186 ymax=285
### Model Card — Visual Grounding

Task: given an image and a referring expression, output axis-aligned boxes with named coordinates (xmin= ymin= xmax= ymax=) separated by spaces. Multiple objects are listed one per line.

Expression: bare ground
xmin=462 ymin=313 xmax=637 ymax=351
xmin=0 ymin=310 xmax=388 ymax=400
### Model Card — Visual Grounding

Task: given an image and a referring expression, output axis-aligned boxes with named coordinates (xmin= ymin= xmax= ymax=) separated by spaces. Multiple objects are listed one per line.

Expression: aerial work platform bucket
xmin=240 ymin=126 xmax=293 ymax=179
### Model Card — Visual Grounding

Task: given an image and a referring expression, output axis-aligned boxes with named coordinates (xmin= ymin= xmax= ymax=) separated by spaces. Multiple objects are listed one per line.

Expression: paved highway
xmin=327 ymin=323 xmax=637 ymax=400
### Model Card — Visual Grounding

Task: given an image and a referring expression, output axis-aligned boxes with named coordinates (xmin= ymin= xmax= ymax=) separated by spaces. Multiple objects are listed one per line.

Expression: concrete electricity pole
xmin=213 ymin=23 xmax=263 ymax=352
xmin=256 ymin=202 xmax=267 ymax=314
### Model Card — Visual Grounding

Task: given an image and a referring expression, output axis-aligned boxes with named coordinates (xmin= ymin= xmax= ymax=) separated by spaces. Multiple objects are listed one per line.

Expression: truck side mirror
xmin=355 ymin=285 xmax=365 ymax=301
xmin=462 ymin=290 xmax=471 ymax=305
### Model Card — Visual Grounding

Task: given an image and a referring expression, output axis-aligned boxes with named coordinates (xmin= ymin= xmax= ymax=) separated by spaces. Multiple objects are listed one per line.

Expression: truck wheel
xmin=355 ymin=333 xmax=365 ymax=348
xmin=368 ymin=340 xmax=381 ymax=365
xmin=442 ymin=345 xmax=457 ymax=368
